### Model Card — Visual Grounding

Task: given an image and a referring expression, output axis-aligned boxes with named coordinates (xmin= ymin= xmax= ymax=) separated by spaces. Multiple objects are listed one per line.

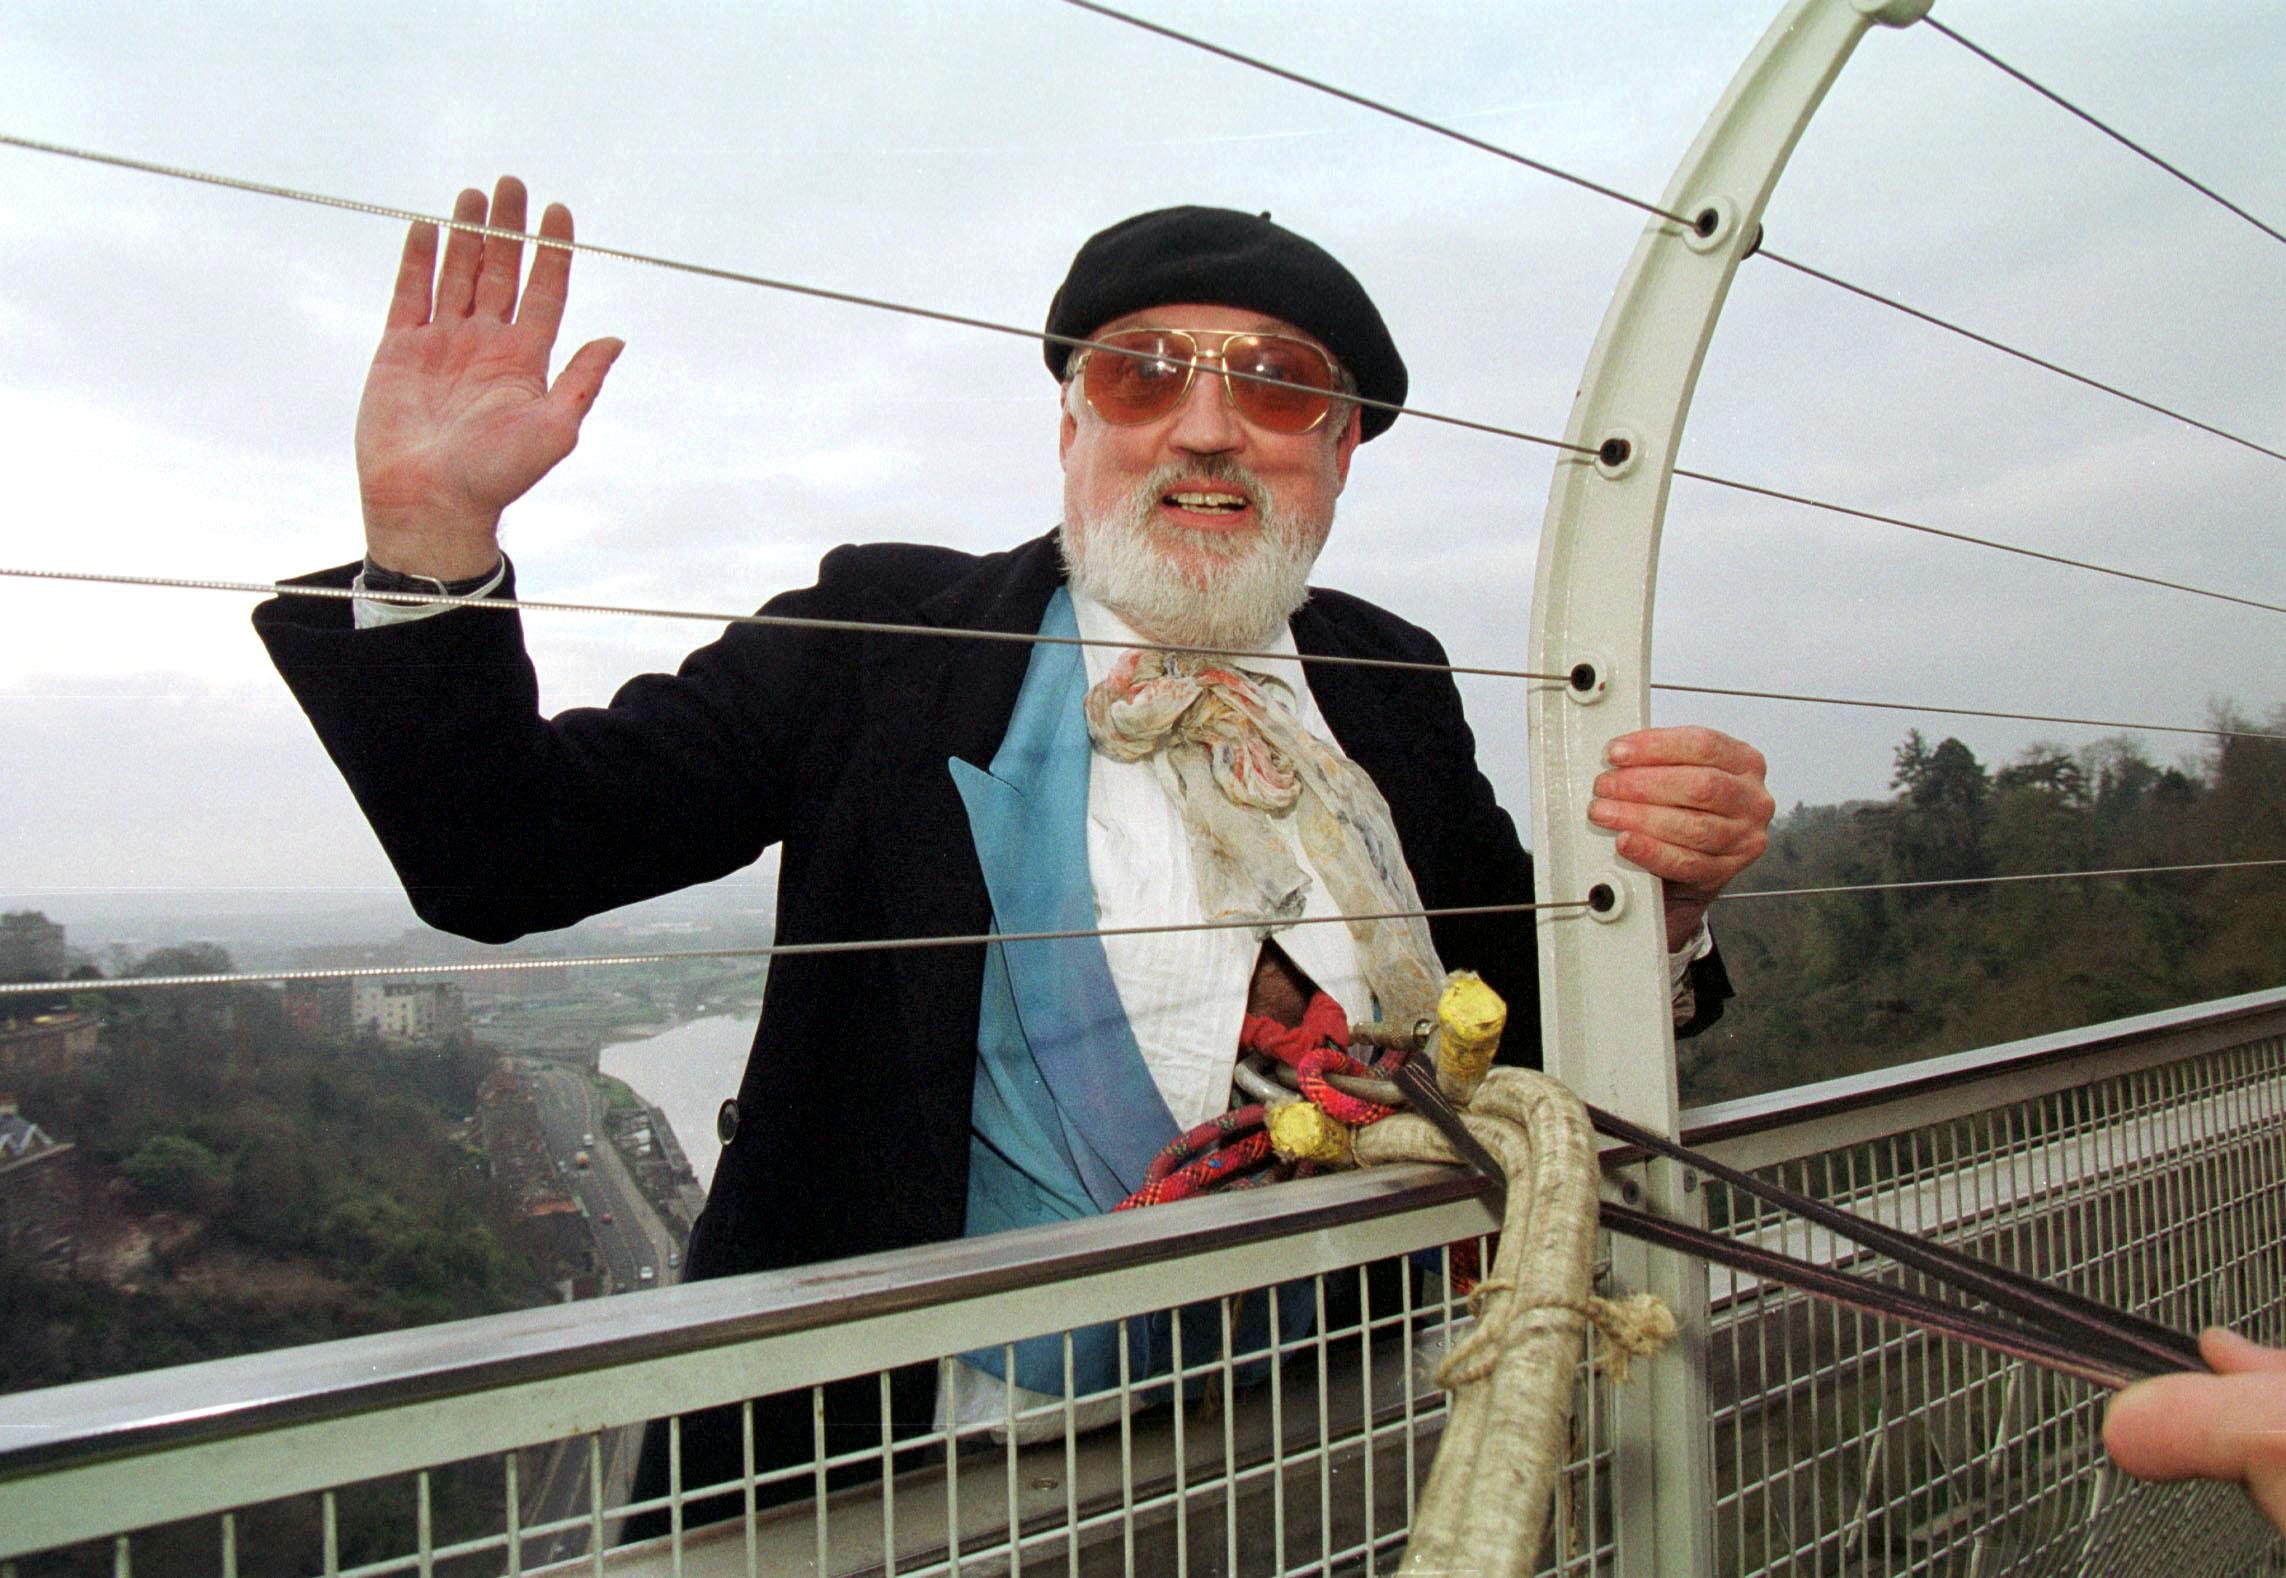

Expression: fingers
xmin=2205 ymin=1328 xmax=2286 ymax=1375
xmin=1597 ymin=823 xmax=1765 ymax=896
xmin=518 ymin=201 xmax=577 ymax=349
xmin=1588 ymin=726 xmax=1775 ymax=899
xmin=385 ymin=215 xmax=440 ymax=330
xmin=2105 ymin=1375 xmax=2233 ymax=1480
xmin=550 ymin=337 xmax=626 ymax=423
xmin=2108 ymin=1336 xmax=2286 ymax=1538
xmin=433 ymin=186 xmax=489 ymax=319
xmin=2105 ymin=1370 xmax=2286 ymax=1477
xmin=1595 ymin=763 xmax=1771 ymax=821
xmin=471 ymin=175 xmax=528 ymax=321
xmin=1592 ymin=803 xmax=1765 ymax=869
xmin=1606 ymin=724 xmax=1767 ymax=780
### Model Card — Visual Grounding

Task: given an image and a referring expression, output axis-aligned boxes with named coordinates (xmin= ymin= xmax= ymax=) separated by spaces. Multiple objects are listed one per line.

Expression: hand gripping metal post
xmin=1524 ymin=1 xmax=1930 ymax=1571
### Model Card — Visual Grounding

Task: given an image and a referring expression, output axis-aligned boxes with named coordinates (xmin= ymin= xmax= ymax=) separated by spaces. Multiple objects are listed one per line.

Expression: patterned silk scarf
xmin=1083 ymin=648 xmax=1445 ymax=1031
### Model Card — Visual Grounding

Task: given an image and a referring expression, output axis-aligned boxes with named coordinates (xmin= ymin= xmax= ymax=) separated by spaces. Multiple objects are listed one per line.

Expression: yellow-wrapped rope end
xmin=1268 ymin=1099 xmax=1353 ymax=1166
xmin=1434 ymin=970 xmax=1507 ymax=1102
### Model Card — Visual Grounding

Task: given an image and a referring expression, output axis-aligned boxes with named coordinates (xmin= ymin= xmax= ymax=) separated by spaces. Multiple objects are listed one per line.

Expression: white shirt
xmin=1070 ymin=590 xmax=1372 ymax=1131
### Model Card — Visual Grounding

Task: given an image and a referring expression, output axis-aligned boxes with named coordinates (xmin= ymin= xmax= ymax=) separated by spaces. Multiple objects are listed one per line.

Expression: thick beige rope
xmin=1352 ymin=1067 xmax=1668 ymax=1578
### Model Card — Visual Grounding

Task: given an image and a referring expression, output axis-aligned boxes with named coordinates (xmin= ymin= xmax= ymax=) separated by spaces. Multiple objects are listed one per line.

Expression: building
xmin=350 ymin=979 xmax=467 ymax=1043
xmin=0 ymin=1096 xmax=77 ymax=1265
xmin=474 ymin=1061 xmax=591 ymax=1287
xmin=0 ymin=913 xmax=67 ymax=985
xmin=281 ymin=979 xmax=355 ymax=1040
xmin=0 ymin=1012 xmax=102 ymax=1081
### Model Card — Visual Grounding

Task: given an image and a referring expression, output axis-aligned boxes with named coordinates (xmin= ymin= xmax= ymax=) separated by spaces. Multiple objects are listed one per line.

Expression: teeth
xmin=1168 ymin=491 xmax=1245 ymax=510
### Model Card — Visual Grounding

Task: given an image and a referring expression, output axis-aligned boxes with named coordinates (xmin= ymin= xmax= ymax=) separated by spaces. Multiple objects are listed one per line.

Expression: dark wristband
xmin=358 ymin=557 xmax=503 ymax=600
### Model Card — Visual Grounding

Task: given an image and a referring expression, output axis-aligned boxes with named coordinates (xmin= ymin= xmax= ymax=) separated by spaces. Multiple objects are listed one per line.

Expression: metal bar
xmin=1064 ymin=1331 xmax=1081 ymax=1578
xmin=7 ymin=1004 xmax=2283 ymax=1568
xmin=1169 ymin=1314 xmax=1188 ymax=1578
xmin=1357 ymin=1263 xmax=1378 ymax=1578
xmin=1683 ymin=986 xmax=2286 ymax=1169
xmin=504 ymin=1449 xmax=523 ymax=1577
xmin=589 ymin=1433 xmax=608 ymax=1578
xmin=0 ymin=1163 xmax=1491 ymax=1490
xmin=1526 ymin=4 xmax=1934 ymax=1566
xmin=811 ymin=1388 xmax=829 ymax=1578
xmin=1116 ymin=1322 xmax=1136 ymax=1577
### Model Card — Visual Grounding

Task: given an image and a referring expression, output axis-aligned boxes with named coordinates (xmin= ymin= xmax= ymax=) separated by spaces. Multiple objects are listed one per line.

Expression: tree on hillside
xmin=130 ymin=943 xmax=236 ymax=978
xmin=1885 ymin=731 xmax=1992 ymax=885
xmin=1679 ymin=710 xmax=2286 ymax=1106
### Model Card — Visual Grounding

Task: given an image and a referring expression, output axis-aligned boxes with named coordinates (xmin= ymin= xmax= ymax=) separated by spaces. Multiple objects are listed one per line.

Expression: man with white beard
xmin=256 ymin=183 xmax=1774 ymax=1522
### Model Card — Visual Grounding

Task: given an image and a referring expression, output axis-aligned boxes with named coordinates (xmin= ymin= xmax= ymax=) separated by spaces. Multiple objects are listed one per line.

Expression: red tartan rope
xmin=1141 ymin=1103 xmax=1267 ymax=1186
xmin=1241 ymin=992 xmax=1399 ymax=1126
xmin=1116 ymin=991 xmax=1407 ymax=1210
xmin=1117 ymin=1129 xmax=1277 ymax=1209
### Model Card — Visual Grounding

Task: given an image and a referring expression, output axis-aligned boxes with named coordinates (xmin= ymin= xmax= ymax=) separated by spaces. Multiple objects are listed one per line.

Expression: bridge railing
xmin=4 ymin=986 xmax=2283 ymax=1577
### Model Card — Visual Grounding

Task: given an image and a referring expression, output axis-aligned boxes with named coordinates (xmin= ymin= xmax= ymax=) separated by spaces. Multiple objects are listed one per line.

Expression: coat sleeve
xmin=251 ymin=557 xmax=864 ymax=942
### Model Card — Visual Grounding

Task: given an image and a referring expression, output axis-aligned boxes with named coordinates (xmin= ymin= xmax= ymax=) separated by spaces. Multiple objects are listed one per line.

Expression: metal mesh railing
xmin=1696 ymin=1028 xmax=2286 ymax=1576
xmin=5 ymin=995 xmax=2286 ymax=1577
xmin=0 ymin=1161 xmax=1572 ymax=1577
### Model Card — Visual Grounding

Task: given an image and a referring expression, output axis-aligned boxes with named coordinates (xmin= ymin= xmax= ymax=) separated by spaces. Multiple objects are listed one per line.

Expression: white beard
xmin=1060 ymin=458 xmax=1329 ymax=651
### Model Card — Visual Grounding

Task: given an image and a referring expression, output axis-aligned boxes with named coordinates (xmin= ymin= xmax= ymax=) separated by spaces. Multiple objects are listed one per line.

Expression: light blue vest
xmin=948 ymin=589 xmax=1303 ymax=1393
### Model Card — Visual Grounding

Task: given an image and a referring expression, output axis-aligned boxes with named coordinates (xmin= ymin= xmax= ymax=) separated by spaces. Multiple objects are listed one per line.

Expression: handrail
xmin=7 ymin=987 xmax=2279 ymax=1490
xmin=1682 ymin=984 xmax=2286 ymax=1167
xmin=0 ymin=1162 xmax=1490 ymax=1486
xmin=1 ymin=987 xmax=2279 ymax=1563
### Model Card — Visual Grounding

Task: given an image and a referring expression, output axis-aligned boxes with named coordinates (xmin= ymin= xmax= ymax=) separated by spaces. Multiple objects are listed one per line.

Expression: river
xmin=597 ymin=1014 xmax=753 ymax=1194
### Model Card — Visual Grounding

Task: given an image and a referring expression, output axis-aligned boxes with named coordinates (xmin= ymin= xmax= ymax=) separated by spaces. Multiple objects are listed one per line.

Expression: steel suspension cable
xmin=7 ymin=857 xmax=2278 ymax=1000
xmin=0 ymin=134 xmax=1594 ymax=463
xmin=1054 ymin=0 xmax=1696 ymax=228
xmin=0 ymin=567 xmax=1566 ymax=684
xmin=7 ymin=565 xmax=2283 ymax=743
xmin=1647 ymin=679 xmax=2286 ymax=744
xmin=1750 ymin=248 xmax=2286 ymax=466
xmin=5 ymin=135 xmax=2277 ymax=618
xmin=0 ymin=900 xmax=1572 ymax=998
xmin=1053 ymin=5 xmax=2286 ymax=468
xmin=1667 ymin=467 xmax=2286 ymax=618
xmin=1924 ymin=16 xmax=2286 ymax=251
xmin=1721 ymin=858 xmax=2286 ymax=907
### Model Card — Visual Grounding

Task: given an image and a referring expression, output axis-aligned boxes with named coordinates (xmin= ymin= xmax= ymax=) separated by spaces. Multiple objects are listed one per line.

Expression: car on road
xmin=638 ymin=1265 xmax=655 ymax=1283
xmin=598 ymin=1211 xmax=614 ymax=1224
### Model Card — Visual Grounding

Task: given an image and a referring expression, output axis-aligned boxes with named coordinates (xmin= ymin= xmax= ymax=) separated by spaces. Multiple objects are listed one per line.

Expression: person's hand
xmin=1586 ymin=726 xmax=1773 ymax=949
xmin=356 ymin=175 xmax=624 ymax=580
xmin=2104 ymin=1327 xmax=2286 ymax=1535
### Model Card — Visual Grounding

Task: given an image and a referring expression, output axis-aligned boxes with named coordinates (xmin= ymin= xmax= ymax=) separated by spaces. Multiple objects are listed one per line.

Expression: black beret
xmin=1044 ymin=205 xmax=1408 ymax=442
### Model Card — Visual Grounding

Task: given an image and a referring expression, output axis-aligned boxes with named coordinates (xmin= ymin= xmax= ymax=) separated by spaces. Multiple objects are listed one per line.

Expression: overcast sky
xmin=2 ymin=1 xmax=2280 ymax=935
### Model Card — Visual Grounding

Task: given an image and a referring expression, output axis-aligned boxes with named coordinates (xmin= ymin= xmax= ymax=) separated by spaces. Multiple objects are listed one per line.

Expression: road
xmin=516 ymin=1058 xmax=690 ymax=1564
xmin=526 ymin=1060 xmax=682 ymax=1294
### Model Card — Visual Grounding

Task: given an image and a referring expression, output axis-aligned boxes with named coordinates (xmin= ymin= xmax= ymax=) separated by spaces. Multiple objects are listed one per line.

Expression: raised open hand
xmin=355 ymin=176 xmax=623 ymax=580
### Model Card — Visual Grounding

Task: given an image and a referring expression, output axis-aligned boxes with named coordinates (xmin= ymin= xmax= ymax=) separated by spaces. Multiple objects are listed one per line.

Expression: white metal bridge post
xmin=1524 ymin=1 xmax=1930 ymax=1571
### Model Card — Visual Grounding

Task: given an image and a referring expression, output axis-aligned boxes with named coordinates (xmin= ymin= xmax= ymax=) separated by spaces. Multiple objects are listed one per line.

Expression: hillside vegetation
xmin=3 ymin=970 xmax=544 ymax=1397
xmin=1681 ymin=710 xmax=2286 ymax=1106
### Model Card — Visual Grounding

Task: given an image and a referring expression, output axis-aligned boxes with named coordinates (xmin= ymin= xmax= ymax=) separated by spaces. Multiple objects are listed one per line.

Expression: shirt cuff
xmin=352 ymin=558 xmax=508 ymax=630
xmin=1668 ymin=920 xmax=1713 ymax=1021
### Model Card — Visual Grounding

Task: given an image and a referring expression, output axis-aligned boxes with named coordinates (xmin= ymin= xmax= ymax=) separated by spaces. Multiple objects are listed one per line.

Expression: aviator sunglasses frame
xmin=1070 ymin=327 xmax=1348 ymax=435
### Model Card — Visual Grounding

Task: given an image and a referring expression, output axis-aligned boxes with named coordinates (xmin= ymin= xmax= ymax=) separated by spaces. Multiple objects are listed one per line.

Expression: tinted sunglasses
xmin=1072 ymin=328 xmax=1345 ymax=435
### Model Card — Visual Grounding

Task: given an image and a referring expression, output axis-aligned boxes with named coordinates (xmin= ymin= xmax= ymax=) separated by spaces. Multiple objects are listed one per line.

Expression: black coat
xmin=255 ymin=529 xmax=1722 ymax=1517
